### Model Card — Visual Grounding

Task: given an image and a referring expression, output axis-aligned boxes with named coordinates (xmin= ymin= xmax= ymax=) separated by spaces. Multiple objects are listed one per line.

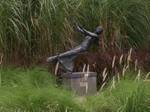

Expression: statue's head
xmin=95 ymin=26 xmax=103 ymax=35
xmin=93 ymin=26 xmax=103 ymax=46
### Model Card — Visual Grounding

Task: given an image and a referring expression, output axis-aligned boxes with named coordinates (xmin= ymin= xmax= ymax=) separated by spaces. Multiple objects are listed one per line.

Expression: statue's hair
xmin=95 ymin=26 xmax=103 ymax=35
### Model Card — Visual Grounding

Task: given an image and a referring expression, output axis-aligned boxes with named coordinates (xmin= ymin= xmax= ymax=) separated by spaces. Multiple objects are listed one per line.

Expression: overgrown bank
xmin=0 ymin=67 xmax=149 ymax=112
xmin=0 ymin=67 xmax=83 ymax=112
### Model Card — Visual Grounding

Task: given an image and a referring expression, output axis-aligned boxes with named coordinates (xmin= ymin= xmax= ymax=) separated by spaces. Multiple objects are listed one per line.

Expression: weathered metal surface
xmin=47 ymin=26 xmax=103 ymax=72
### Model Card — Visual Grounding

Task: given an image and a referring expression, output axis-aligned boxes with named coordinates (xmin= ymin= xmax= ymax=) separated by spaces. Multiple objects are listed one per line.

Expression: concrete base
xmin=62 ymin=72 xmax=97 ymax=96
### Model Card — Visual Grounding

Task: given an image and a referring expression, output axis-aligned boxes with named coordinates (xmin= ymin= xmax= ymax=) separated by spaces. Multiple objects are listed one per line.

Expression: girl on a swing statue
xmin=47 ymin=25 xmax=103 ymax=73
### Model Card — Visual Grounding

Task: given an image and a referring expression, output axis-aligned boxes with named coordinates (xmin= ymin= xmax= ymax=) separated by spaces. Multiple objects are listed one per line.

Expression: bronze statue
xmin=47 ymin=26 xmax=103 ymax=73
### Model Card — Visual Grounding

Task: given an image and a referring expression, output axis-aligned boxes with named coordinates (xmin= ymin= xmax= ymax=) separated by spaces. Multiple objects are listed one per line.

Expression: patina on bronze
xmin=47 ymin=26 xmax=103 ymax=72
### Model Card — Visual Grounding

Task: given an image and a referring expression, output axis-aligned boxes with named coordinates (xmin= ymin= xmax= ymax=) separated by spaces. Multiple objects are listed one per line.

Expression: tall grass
xmin=0 ymin=67 xmax=83 ymax=112
xmin=0 ymin=68 xmax=149 ymax=112
xmin=84 ymin=76 xmax=150 ymax=112
xmin=0 ymin=0 xmax=150 ymax=65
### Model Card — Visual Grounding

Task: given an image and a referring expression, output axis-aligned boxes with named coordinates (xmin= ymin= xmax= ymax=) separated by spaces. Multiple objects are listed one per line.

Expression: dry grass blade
xmin=145 ymin=72 xmax=150 ymax=80
xmin=110 ymin=76 xmax=116 ymax=91
xmin=102 ymin=67 xmax=108 ymax=82
xmin=119 ymin=54 xmax=124 ymax=65
xmin=112 ymin=55 xmax=116 ymax=68
xmin=100 ymin=82 xmax=106 ymax=91
xmin=134 ymin=59 xmax=138 ymax=71
xmin=135 ymin=69 xmax=141 ymax=81
xmin=0 ymin=53 xmax=3 ymax=65
xmin=54 ymin=62 xmax=59 ymax=75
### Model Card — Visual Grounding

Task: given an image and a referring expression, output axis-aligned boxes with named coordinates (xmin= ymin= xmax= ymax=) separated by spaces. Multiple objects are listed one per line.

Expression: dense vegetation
xmin=0 ymin=68 xmax=149 ymax=112
xmin=0 ymin=0 xmax=150 ymax=65
xmin=0 ymin=67 xmax=83 ymax=112
xmin=0 ymin=0 xmax=149 ymax=111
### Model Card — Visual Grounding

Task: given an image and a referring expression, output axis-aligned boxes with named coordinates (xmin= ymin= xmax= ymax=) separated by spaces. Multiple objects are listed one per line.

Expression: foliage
xmin=85 ymin=76 xmax=150 ymax=112
xmin=0 ymin=68 xmax=149 ymax=112
xmin=0 ymin=0 xmax=150 ymax=64
xmin=0 ymin=67 xmax=83 ymax=112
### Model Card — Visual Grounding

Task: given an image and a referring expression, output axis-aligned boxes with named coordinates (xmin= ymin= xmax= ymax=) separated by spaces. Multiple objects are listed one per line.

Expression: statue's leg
xmin=47 ymin=55 xmax=58 ymax=63
xmin=58 ymin=46 xmax=86 ymax=58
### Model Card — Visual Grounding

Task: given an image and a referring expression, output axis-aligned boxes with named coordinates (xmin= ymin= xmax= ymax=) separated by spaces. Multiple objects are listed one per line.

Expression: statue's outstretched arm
xmin=77 ymin=26 xmax=98 ymax=38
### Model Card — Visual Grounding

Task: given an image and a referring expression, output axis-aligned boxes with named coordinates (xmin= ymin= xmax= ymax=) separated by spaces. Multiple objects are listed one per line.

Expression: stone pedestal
xmin=62 ymin=72 xmax=97 ymax=96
